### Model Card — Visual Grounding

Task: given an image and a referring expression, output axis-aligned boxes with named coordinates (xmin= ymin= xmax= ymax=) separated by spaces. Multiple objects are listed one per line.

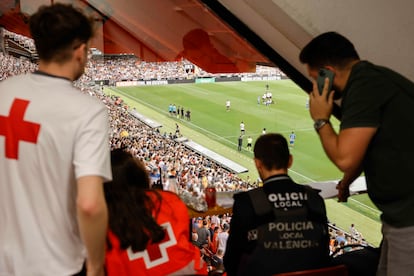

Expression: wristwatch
xmin=314 ymin=119 xmax=331 ymax=132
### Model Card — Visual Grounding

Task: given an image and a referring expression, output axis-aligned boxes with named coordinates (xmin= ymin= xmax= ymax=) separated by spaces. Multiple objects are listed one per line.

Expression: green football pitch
xmin=106 ymin=79 xmax=382 ymax=246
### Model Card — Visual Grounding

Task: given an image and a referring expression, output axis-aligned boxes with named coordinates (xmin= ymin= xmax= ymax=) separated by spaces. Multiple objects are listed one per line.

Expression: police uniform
xmin=224 ymin=174 xmax=330 ymax=276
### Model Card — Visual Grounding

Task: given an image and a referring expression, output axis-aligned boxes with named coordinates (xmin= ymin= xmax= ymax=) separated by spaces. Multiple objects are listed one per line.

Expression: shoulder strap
xmin=248 ymin=187 xmax=273 ymax=216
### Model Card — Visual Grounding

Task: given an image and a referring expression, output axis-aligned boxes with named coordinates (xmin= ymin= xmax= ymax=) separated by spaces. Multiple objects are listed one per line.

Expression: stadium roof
xmin=0 ymin=0 xmax=268 ymax=74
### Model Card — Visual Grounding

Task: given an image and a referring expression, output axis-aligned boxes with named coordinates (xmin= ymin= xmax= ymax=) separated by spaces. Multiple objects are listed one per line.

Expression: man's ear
xmin=74 ymin=43 xmax=87 ymax=61
xmin=324 ymin=65 xmax=336 ymax=74
xmin=254 ymin=157 xmax=261 ymax=169
xmin=287 ymin=154 xmax=293 ymax=169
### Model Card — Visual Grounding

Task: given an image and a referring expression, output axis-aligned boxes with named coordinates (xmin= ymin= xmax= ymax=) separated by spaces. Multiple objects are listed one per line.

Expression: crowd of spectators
xmin=191 ymin=215 xmax=231 ymax=272
xmin=0 ymin=52 xmax=37 ymax=80
xmin=104 ymin=93 xmax=258 ymax=194
xmin=82 ymin=55 xmax=285 ymax=85
xmin=3 ymin=28 xmax=36 ymax=52
xmin=83 ymin=56 xmax=191 ymax=84
xmin=329 ymin=224 xmax=368 ymax=256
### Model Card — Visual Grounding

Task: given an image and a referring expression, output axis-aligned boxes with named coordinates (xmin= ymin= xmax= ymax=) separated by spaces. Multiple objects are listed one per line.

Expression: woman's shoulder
xmin=146 ymin=189 xmax=183 ymax=201
xmin=146 ymin=190 xmax=189 ymax=214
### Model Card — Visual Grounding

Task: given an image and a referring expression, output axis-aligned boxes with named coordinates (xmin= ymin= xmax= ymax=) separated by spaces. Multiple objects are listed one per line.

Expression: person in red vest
xmin=104 ymin=149 xmax=207 ymax=275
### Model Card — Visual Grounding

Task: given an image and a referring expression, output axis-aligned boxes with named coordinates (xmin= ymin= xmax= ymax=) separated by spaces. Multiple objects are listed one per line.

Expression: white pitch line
xmin=288 ymin=169 xmax=316 ymax=183
xmin=349 ymin=198 xmax=381 ymax=215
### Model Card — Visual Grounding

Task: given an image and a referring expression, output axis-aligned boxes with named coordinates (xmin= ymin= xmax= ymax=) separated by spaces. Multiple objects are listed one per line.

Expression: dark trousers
xmin=73 ymin=263 xmax=86 ymax=276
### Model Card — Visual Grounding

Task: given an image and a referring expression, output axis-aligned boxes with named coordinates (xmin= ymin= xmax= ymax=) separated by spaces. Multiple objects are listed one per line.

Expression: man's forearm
xmin=77 ymin=176 xmax=108 ymax=275
xmin=316 ymin=122 xmax=341 ymax=167
xmin=317 ymin=123 xmax=377 ymax=176
xmin=77 ymin=199 xmax=108 ymax=275
xmin=341 ymin=166 xmax=363 ymax=187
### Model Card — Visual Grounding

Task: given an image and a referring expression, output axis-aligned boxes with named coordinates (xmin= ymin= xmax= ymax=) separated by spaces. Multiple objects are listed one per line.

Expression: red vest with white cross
xmin=105 ymin=191 xmax=207 ymax=276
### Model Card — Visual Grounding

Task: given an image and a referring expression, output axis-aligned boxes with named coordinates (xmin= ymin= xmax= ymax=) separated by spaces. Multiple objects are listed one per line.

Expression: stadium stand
xmin=129 ymin=109 xmax=163 ymax=129
xmin=184 ymin=140 xmax=248 ymax=174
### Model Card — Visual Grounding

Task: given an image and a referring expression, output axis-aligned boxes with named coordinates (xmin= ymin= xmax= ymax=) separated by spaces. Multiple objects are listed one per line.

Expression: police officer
xmin=224 ymin=133 xmax=330 ymax=275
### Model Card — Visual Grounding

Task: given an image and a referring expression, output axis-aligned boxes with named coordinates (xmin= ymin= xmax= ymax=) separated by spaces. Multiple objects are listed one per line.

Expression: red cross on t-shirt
xmin=0 ymin=98 xmax=41 ymax=160
xmin=127 ymin=221 xmax=177 ymax=269
xmin=146 ymin=228 xmax=171 ymax=262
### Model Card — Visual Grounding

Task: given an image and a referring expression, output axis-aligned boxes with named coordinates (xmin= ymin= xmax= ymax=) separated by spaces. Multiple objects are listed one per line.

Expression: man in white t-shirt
xmin=217 ymin=223 xmax=230 ymax=255
xmin=240 ymin=121 xmax=245 ymax=135
xmin=0 ymin=4 xmax=111 ymax=276
xmin=246 ymin=136 xmax=253 ymax=151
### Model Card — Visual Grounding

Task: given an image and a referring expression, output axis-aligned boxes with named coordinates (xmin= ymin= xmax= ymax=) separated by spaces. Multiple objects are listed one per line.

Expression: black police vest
xmin=244 ymin=185 xmax=330 ymax=275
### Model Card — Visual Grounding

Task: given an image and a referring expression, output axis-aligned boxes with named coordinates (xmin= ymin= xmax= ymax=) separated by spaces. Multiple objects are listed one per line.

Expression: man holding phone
xmin=299 ymin=31 xmax=414 ymax=276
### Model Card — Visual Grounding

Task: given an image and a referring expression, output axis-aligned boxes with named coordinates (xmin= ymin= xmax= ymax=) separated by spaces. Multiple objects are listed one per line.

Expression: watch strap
xmin=314 ymin=119 xmax=331 ymax=132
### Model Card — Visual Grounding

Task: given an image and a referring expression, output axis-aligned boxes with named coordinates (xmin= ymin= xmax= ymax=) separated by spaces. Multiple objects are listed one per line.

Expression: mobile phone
xmin=317 ymin=68 xmax=335 ymax=95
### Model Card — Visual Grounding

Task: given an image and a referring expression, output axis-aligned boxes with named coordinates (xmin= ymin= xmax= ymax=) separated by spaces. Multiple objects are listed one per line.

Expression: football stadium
xmin=2 ymin=0 xmax=414 ymax=275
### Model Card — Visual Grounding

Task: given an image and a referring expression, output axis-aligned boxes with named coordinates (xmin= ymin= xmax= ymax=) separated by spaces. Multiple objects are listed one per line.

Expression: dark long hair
xmin=104 ymin=149 xmax=165 ymax=251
